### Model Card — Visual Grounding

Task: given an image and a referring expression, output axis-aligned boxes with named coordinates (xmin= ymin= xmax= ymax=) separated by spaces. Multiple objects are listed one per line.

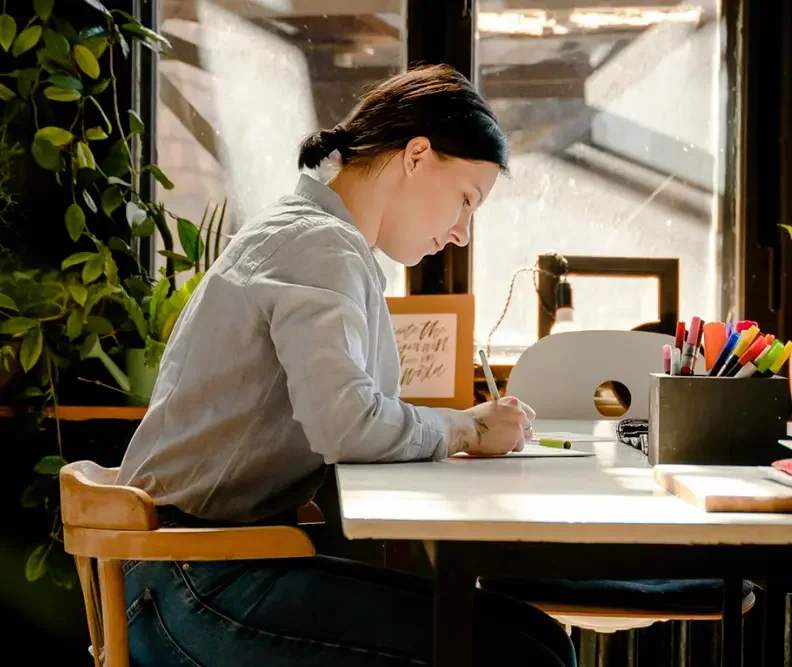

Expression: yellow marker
xmin=732 ymin=325 xmax=759 ymax=357
xmin=539 ymin=439 xmax=572 ymax=449
xmin=768 ymin=341 xmax=792 ymax=375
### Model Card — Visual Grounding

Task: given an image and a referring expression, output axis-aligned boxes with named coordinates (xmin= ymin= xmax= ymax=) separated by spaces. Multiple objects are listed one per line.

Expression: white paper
xmin=454 ymin=445 xmax=594 ymax=459
xmin=391 ymin=313 xmax=457 ymax=398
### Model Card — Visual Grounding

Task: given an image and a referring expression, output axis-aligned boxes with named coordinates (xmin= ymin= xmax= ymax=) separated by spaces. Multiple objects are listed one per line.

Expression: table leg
xmin=434 ymin=541 xmax=476 ymax=667
xmin=721 ymin=578 xmax=743 ymax=667
xmin=762 ymin=580 xmax=788 ymax=667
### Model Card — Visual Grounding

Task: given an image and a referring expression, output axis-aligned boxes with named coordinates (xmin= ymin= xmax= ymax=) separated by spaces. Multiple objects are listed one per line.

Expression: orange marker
xmin=702 ymin=322 xmax=727 ymax=371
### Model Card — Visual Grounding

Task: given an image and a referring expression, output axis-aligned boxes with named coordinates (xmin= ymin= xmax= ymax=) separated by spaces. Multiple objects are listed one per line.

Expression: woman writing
xmin=118 ymin=64 xmax=576 ymax=667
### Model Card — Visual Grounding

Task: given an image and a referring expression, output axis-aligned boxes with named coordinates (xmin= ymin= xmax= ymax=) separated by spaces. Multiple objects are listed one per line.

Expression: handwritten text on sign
xmin=391 ymin=313 xmax=457 ymax=398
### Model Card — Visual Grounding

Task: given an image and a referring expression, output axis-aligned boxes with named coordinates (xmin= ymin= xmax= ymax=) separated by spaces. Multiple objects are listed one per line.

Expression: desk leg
xmin=762 ymin=580 xmax=788 ymax=667
xmin=434 ymin=542 xmax=476 ymax=667
xmin=721 ymin=578 xmax=743 ymax=667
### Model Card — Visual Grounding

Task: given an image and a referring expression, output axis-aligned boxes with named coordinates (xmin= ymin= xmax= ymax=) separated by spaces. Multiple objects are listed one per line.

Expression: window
xmin=155 ymin=1 xmax=406 ymax=294
xmin=473 ymin=2 xmax=728 ymax=362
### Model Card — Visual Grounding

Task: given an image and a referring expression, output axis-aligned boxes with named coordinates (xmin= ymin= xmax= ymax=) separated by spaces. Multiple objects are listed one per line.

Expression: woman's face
xmin=377 ymin=138 xmax=501 ymax=266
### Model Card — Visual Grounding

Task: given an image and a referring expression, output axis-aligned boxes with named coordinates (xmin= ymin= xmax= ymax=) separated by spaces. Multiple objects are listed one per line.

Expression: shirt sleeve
xmin=246 ymin=223 xmax=449 ymax=464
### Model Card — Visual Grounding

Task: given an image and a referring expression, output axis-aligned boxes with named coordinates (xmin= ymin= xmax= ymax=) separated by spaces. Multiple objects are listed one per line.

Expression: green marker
xmin=538 ymin=439 xmax=571 ymax=450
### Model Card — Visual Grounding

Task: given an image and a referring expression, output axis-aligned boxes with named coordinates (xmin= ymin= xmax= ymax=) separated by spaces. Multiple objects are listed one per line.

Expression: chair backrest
xmin=60 ymin=460 xmax=158 ymax=531
xmin=506 ymin=330 xmax=685 ymax=420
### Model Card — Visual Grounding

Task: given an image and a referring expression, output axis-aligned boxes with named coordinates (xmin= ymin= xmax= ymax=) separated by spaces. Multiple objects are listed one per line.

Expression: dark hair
xmin=298 ymin=64 xmax=509 ymax=172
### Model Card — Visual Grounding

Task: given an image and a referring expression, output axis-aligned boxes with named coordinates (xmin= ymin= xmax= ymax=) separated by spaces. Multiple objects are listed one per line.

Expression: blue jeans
xmin=123 ymin=556 xmax=577 ymax=667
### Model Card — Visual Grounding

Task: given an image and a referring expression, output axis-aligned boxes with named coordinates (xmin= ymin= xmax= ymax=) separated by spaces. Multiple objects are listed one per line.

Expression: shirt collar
xmin=294 ymin=174 xmax=388 ymax=291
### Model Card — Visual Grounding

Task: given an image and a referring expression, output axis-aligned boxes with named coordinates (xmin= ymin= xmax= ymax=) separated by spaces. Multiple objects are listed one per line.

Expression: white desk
xmin=336 ymin=420 xmax=792 ymax=667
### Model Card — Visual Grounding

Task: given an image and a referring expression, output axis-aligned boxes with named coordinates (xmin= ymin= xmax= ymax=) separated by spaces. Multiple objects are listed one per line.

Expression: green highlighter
xmin=538 ymin=439 xmax=572 ymax=450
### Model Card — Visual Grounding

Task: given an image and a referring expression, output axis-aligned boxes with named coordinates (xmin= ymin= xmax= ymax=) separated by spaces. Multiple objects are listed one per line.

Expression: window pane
xmin=156 ymin=1 xmax=405 ymax=295
xmin=474 ymin=2 xmax=726 ymax=360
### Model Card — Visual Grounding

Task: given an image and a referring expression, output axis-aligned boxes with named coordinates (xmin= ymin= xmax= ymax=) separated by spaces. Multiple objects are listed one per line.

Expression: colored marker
xmin=691 ymin=321 xmax=705 ymax=374
xmin=663 ymin=344 xmax=672 ymax=374
xmin=766 ymin=341 xmax=792 ymax=377
xmin=724 ymin=335 xmax=768 ymax=377
xmin=674 ymin=321 xmax=686 ymax=352
xmin=680 ymin=317 xmax=702 ymax=375
xmin=671 ymin=347 xmax=682 ymax=376
xmin=702 ymin=322 xmax=727 ymax=371
xmin=736 ymin=320 xmax=758 ymax=333
xmin=726 ymin=322 xmax=735 ymax=338
xmin=756 ymin=340 xmax=784 ymax=375
xmin=709 ymin=331 xmax=740 ymax=376
xmin=717 ymin=325 xmax=760 ymax=376
xmin=538 ymin=439 xmax=572 ymax=449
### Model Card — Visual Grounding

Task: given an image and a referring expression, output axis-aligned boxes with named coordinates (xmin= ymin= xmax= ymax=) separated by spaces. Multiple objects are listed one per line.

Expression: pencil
xmin=479 ymin=349 xmax=500 ymax=400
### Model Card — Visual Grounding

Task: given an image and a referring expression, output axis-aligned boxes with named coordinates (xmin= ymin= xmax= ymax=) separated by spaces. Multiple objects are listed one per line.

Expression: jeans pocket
xmin=127 ymin=589 xmax=205 ymax=667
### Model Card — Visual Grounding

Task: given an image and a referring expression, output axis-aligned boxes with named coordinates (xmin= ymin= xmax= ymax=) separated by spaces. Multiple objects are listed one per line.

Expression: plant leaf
xmin=79 ymin=25 xmax=109 ymax=41
xmin=34 ymin=0 xmax=55 ymax=22
xmin=149 ymin=276 xmax=170 ymax=326
xmin=73 ymin=44 xmax=100 ymax=79
xmin=82 ymin=255 xmax=104 ymax=284
xmin=121 ymin=22 xmax=171 ymax=49
xmin=68 ymin=285 xmax=88 ymax=306
xmin=88 ymin=95 xmax=112 ymax=133
xmin=135 ymin=218 xmax=155 ymax=238
xmin=107 ymin=176 xmax=130 ymax=187
xmin=44 ymin=86 xmax=81 ymax=102
xmin=0 ymin=14 xmax=17 ymax=53
xmin=87 ymin=77 xmax=109 ymax=95
xmin=86 ymin=126 xmax=108 ymax=141
xmin=35 ymin=126 xmax=74 ymax=147
xmin=20 ymin=478 xmax=51 ymax=509
xmin=17 ymin=68 xmax=38 ymax=100
xmin=34 ymin=454 xmax=68 ymax=475
xmin=103 ymin=248 xmax=118 ymax=285
xmin=20 ymin=386 xmax=44 ymax=398
xmin=80 ymin=332 xmax=99 ymax=359
xmin=20 ymin=326 xmax=43 ymax=372
xmin=66 ymin=308 xmax=83 ymax=340
xmin=31 ymin=137 xmax=62 ymax=171
xmin=83 ymin=0 xmax=112 ymax=18
xmin=85 ymin=315 xmax=114 ymax=335
xmin=101 ymin=187 xmax=124 ymax=216
xmin=126 ymin=201 xmax=147 ymax=226
xmin=157 ymin=250 xmax=193 ymax=271
xmin=65 ymin=203 xmax=86 ymax=241
xmin=25 ymin=544 xmax=50 ymax=582
xmin=43 ymin=28 xmax=71 ymax=60
xmin=76 ymin=142 xmax=96 ymax=170
xmin=128 ymin=109 xmax=145 ymax=135
xmin=0 ymin=294 xmax=19 ymax=311
xmin=0 ymin=317 xmax=37 ymax=336
xmin=62 ymin=251 xmax=100 ymax=270
xmin=143 ymin=164 xmax=174 ymax=190
xmin=84 ymin=36 xmax=107 ymax=59
xmin=12 ymin=26 xmax=43 ymax=57
xmin=177 ymin=218 xmax=204 ymax=263
xmin=47 ymin=74 xmax=83 ymax=90
xmin=83 ymin=190 xmax=98 ymax=213
xmin=0 ymin=82 xmax=15 ymax=101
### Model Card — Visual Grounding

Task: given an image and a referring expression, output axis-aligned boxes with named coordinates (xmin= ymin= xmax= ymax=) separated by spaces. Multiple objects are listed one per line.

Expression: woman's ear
xmin=403 ymin=137 xmax=432 ymax=175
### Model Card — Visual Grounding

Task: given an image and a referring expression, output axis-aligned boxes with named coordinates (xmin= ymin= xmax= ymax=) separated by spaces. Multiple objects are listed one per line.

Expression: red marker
xmin=674 ymin=321 xmax=686 ymax=351
xmin=726 ymin=335 xmax=768 ymax=377
xmin=736 ymin=320 xmax=758 ymax=333
xmin=680 ymin=317 xmax=702 ymax=375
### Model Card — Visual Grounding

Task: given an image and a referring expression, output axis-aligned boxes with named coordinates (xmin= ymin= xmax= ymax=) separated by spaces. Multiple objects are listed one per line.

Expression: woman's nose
xmin=449 ymin=214 xmax=471 ymax=247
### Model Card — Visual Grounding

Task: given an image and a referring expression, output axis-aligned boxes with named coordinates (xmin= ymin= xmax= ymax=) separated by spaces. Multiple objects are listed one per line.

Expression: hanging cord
xmin=485 ymin=256 xmax=568 ymax=358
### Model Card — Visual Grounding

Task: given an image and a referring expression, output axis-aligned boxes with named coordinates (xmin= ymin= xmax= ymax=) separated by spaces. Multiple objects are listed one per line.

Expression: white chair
xmin=502 ymin=330 xmax=751 ymax=634
xmin=507 ymin=330 xmax=679 ymax=420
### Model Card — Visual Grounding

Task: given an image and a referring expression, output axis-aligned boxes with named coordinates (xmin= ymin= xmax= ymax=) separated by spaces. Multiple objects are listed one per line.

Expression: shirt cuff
xmin=414 ymin=405 xmax=449 ymax=460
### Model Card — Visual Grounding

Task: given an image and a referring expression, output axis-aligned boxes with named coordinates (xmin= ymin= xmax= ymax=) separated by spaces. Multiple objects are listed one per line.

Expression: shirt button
xmin=182 ymin=563 xmax=191 ymax=571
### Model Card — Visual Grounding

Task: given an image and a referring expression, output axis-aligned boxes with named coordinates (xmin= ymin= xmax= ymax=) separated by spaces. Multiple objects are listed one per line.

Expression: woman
xmin=118 ymin=64 xmax=576 ymax=667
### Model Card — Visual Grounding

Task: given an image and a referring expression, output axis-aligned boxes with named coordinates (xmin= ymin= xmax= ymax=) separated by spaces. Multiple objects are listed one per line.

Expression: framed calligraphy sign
xmin=386 ymin=294 xmax=474 ymax=409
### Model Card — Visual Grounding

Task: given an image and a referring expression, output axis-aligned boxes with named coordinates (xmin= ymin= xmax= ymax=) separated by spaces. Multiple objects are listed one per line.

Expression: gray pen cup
xmin=647 ymin=373 xmax=791 ymax=465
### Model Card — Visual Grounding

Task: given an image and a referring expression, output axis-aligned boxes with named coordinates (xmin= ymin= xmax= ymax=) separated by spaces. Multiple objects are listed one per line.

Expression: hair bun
xmin=297 ymin=126 xmax=352 ymax=169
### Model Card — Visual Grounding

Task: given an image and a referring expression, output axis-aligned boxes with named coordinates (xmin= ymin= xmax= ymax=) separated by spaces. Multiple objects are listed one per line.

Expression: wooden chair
xmin=61 ymin=461 xmax=317 ymax=667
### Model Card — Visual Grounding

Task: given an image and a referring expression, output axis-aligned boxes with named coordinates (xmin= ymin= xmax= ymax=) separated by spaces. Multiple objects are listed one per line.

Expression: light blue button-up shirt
xmin=116 ymin=175 xmax=449 ymax=522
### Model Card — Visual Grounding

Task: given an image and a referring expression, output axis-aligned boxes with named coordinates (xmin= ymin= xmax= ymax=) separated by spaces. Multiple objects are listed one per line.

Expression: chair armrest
xmin=64 ymin=524 xmax=316 ymax=561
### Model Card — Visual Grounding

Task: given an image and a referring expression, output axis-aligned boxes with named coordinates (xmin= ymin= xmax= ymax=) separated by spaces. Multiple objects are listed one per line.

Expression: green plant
xmin=0 ymin=0 xmax=227 ymax=587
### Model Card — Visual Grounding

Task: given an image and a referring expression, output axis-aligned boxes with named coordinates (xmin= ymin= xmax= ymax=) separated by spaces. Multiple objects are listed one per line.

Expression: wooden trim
xmin=64 ymin=525 xmax=316 ymax=560
xmin=98 ymin=560 xmax=129 ymax=667
xmin=0 ymin=406 xmax=147 ymax=421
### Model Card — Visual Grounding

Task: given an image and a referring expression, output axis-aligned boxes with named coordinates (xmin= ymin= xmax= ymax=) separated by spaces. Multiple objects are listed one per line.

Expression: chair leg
xmin=75 ymin=556 xmax=103 ymax=667
xmin=98 ymin=560 xmax=129 ymax=667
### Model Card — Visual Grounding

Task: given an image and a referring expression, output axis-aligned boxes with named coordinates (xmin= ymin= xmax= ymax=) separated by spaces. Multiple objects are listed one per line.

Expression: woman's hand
xmin=441 ymin=397 xmax=536 ymax=457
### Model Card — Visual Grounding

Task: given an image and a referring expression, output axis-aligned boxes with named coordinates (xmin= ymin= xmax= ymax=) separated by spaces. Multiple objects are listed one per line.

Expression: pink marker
xmin=680 ymin=316 xmax=702 ymax=375
xmin=663 ymin=344 xmax=672 ymax=374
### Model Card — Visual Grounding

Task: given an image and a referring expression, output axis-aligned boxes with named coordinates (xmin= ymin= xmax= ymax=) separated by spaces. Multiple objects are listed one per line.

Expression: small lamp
xmin=549 ymin=278 xmax=578 ymax=335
